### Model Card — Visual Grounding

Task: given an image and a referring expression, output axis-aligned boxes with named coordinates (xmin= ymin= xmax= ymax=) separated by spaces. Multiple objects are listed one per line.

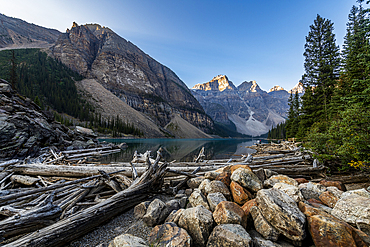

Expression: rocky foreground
xmin=107 ymin=165 xmax=370 ymax=247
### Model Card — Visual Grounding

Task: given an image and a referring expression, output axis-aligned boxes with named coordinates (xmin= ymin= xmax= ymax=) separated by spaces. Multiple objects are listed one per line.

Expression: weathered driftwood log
xmin=9 ymin=164 xmax=128 ymax=178
xmin=0 ymin=194 xmax=61 ymax=239
xmin=165 ymin=168 xmax=199 ymax=178
xmin=5 ymin=152 xmax=168 ymax=247
xmin=0 ymin=170 xmax=125 ymax=206
xmin=61 ymin=146 xmax=113 ymax=155
xmin=11 ymin=175 xmax=40 ymax=186
xmin=9 ymin=163 xmax=225 ymax=178
xmin=64 ymin=149 xmax=121 ymax=160
xmin=266 ymin=165 xmax=327 ymax=178
xmin=194 ymin=147 xmax=205 ymax=163
xmin=0 ymin=159 xmax=19 ymax=171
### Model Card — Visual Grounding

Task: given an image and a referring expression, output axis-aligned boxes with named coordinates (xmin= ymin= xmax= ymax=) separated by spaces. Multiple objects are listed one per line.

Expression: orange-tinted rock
xmin=148 ymin=222 xmax=192 ymax=247
xmin=299 ymin=201 xmax=333 ymax=218
xmin=299 ymin=202 xmax=370 ymax=247
xmin=230 ymin=181 xmax=251 ymax=205
xmin=319 ymin=191 xmax=339 ymax=208
xmin=308 ymin=215 xmax=367 ymax=247
xmin=307 ymin=198 xmax=323 ymax=205
xmin=295 ymin=178 xmax=309 ymax=184
xmin=319 ymin=180 xmax=346 ymax=191
xmin=230 ymin=164 xmax=252 ymax=174
xmin=213 ymin=201 xmax=248 ymax=228
xmin=242 ymin=199 xmax=257 ymax=216
xmin=215 ymin=171 xmax=231 ymax=187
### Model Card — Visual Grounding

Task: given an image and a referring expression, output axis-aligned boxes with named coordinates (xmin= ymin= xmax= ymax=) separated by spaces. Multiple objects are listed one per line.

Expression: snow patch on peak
xmin=269 ymin=85 xmax=285 ymax=92
xmin=289 ymin=82 xmax=304 ymax=94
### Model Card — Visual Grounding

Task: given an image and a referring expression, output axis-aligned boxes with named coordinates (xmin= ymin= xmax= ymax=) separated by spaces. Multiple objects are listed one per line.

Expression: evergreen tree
xmin=286 ymin=91 xmax=300 ymax=138
xmin=299 ymin=15 xmax=340 ymax=136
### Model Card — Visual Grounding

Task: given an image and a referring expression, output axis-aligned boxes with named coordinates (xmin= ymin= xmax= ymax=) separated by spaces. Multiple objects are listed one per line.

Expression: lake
xmin=97 ymin=138 xmax=268 ymax=163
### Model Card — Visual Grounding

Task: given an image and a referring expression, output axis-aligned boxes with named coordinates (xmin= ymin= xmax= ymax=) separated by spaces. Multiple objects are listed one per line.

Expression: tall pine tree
xmin=299 ymin=15 xmax=340 ymax=137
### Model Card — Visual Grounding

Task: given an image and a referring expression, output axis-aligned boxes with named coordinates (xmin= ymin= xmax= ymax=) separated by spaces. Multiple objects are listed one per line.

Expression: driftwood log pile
xmin=0 ymin=141 xmax=352 ymax=246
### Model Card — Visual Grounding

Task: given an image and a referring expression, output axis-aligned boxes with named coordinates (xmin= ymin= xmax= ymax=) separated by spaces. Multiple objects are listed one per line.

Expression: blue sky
xmin=0 ymin=0 xmax=357 ymax=91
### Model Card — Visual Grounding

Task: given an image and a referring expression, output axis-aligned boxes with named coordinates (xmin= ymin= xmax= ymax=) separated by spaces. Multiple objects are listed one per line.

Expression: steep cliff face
xmin=192 ymin=75 xmax=288 ymax=136
xmin=51 ymin=23 xmax=213 ymax=132
xmin=0 ymin=13 xmax=60 ymax=49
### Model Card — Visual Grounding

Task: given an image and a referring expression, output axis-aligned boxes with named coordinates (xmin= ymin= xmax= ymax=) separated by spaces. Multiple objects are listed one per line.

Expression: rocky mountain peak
xmin=269 ymin=85 xmax=285 ymax=92
xmin=0 ymin=13 xmax=60 ymax=49
xmin=51 ymin=22 xmax=213 ymax=133
xmin=192 ymin=74 xmax=236 ymax=92
xmin=237 ymin=80 xmax=262 ymax=93
xmin=288 ymin=81 xmax=304 ymax=94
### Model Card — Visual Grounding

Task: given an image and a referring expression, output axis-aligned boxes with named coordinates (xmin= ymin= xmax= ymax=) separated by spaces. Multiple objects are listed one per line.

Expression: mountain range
xmin=192 ymin=75 xmax=303 ymax=136
xmin=0 ymin=13 xmax=302 ymax=137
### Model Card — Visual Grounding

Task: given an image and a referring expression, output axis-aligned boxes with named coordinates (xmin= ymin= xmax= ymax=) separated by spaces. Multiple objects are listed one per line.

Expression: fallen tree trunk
xmin=4 ymin=152 xmax=168 ymax=247
xmin=9 ymin=164 xmax=128 ymax=178
xmin=9 ymin=163 xmax=225 ymax=178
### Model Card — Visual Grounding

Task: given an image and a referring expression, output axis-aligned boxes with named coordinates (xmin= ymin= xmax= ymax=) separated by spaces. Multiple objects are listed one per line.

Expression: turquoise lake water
xmin=97 ymin=138 xmax=268 ymax=163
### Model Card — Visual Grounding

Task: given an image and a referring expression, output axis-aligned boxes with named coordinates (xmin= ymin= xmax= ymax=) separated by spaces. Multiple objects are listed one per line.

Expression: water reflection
xmin=97 ymin=138 xmax=267 ymax=163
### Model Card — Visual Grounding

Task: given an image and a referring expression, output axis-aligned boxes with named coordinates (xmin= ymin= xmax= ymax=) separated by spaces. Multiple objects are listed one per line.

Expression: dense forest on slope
xmin=282 ymin=0 xmax=370 ymax=170
xmin=0 ymin=49 xmax=142 ymax=136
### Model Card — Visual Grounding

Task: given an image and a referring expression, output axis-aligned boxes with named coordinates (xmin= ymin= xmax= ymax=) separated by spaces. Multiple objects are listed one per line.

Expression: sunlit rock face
xmin=269 ymin=85 xmax=285 ymax=92
xmin=192 ymin=75 xmax=289 ymax=136
xmin=289 ymin=81 xmax=305 ymax=94
xmin=50 ymin=22 xmax=213 ymax=132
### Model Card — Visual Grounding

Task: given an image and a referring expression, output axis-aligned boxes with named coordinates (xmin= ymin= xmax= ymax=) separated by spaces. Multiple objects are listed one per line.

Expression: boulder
xmin=299 ymin=182 xmax=327 ymax=200
xmin=307 ymin=214 xmax=367 ymax=247
xmin=272 ymin=182 xmax=304 ymax=203
xmin=299 ymin=202 xmax=370 ymax=247
xmin=294 ymin=178 xmax=309 ymax=184
xmin=242 ymin=199 xmax=257 ymax=216
xmin=250 ymin=206 xmax=280 ymax=241
xmin=174 ymin=195 xmax=187 ymax=209
xmin=165 ymin=209 xmax=184 ymax=225
xmin=148 ymin=222 xmax=192 ymax=247
xmin=254 ymin=168 xmax=266 ymax=182
xmin=215 ymin=170 xmax=231 ymax=187
xmin=187 ymin=177 xmax=205 ymax=189
xmin=198 ymin=179 xmax=211 ymax=194
xmin=134 ymin=201 xmax=150 ymax=219
xmin=230 ymin=164 xmax=252 ymax=173
xmin=332 ymin=194 xmax=370 ymax=232
xmin=264 ymin=175 xmax=298 ymax=188
xmin=143 ymin=199 xmax=169 ymax=227
xmin=213 ymin=201 xmax=248 ymax=228
xmin=319 ymin=191 xmax=339 ymax=208
xmin=319 ymin=180 xmax=346 ymax=191
xmin=206 ymin=224 xmax=252 ymax=247
xmin=340 ymin=188 xmax=370 ymax=199
xmin=326 ymin=186 xmax=344 ymax=199
xmin=231 ymin=167 xmax=262 ymax=193
xmin=206 ymin=192 xmax=227 ymax=212
xmin=178 ymin=205 xmax=214 ymax=247
xmin=188 ymin=189 xmax=210 ymax=210
xmin=108 ymin=234 xmax=147 ymax=247
xmin=256 ymin=188 xmax=306 ymax=241
xmin=204 ymin=171 xmax=220 ymax=180
xmin=200 ymin=179 xmax=231 ymax=199
xmin=166 ymin=199 xmax=181 ymax=213
xmin=230 ymin=181 xmax=251 ymax=205
xmin=249 ymin=230 xmax=295 ymax=247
